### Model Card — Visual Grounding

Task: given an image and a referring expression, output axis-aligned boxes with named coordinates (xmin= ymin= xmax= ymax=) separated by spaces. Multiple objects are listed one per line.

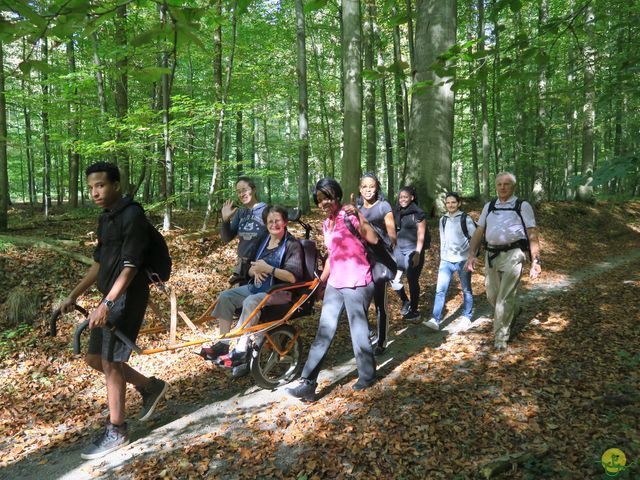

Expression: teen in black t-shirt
xmin=60 ymin=162 xmax=168 ymax=460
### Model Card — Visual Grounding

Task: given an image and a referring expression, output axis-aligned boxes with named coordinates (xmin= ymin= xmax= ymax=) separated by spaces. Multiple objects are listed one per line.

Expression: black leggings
xmin=372 ymin=281 xmax=388 ymax=347
xmin=397 ymin=250 xmax=425 ymax=311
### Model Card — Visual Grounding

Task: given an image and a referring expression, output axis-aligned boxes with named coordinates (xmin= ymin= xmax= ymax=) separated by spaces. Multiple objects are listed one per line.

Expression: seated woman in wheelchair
xmin=200 ymin=205 xmax=304 ymax=375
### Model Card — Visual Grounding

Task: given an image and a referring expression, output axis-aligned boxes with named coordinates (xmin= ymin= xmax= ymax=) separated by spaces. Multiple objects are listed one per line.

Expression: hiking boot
xmin=285 ymin=378 xmax=317 ymax=402
xmin=368 ymin=330 xmax=378 ymax=346
xmin=422 ymin=318 xmax=440 ymax=331
xmin=198 ymin=342 xmax=230 ymax=361
xmin=400 ymin=301 xmax=411 ymax=316
xmin=80 ymin=422 xmax=129 ymax=460
xmin=136 ymin=377 xmax=168 ymax=421
xmin=352 ymin=377 xmax=377 ymax=391
xmin=403 ymin=309 xmax=421 ymax=321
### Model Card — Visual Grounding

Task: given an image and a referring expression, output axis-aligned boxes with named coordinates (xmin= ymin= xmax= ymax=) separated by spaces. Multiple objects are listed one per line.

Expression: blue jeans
xmin=431 ymin=260 xmax=473 ymax=322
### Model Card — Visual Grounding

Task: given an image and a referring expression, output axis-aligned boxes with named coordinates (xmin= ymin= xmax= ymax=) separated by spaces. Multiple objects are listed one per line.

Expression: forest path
xmin=4 ymin=248 xmax=639 ymax=479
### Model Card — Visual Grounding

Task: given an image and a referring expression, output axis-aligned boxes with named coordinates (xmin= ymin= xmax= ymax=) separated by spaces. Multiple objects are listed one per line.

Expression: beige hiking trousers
xmin=485 ymin=248 xmax=526 ymax=344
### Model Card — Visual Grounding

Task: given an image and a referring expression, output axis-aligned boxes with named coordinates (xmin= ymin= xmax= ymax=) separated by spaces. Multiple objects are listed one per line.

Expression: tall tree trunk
xmin=405 ymin=0 xmax=416 ymax=71
xmin=67 ymin=39 xmax=80 ymax=208
xmin=613 ymin=30 xmax=624 ymax=160
xmin=564 ymin=36 xmax=575 ymax=200
xmin=285 ymin=99 xmax=293 ymax=199
xmin=161 ymin=1 xmax=176 ymax=231
xmin=114 ymin=5 xmax=130 ymax=194
xmin=341 ymin=0 xmax=362 ymax=199
xmin=92 ymin=32 xmax=108 ymax=116
xmin=532 ymin=0 xmax=548 ymax=203
xmin=0 ymin=41 xmax=7 ymax=231
xmin=250 ymin=108 xmax=257 ymax=170
xmin=187 ymin=46 xmax=195 ymax=209
xmin=55 ymin=143 xmax=63 ymax=205
xmin=363 ymin=2 xmax=376 ymax=173
xmin=478 ymin=0 xmax=490 ymax=201
xmin=263 ymin=117 xmax=272 ymax=204
xmin=21 ymin=39 xmax=36 ymax=205
xmin=407 ymin=0 xmax=457 ymax=215
xmin=295 ymin=0 xmax=310 ymax=213
xmin=236 ymin=110 xmax=243 ymax=176
xmin=374 ymin=8 xmax=394 ymax=200
xmin=513 ymin=11 xmax=526 ymax=192
xmin=491 ymin=0 xmax=503 ymax=174
xmin=392 ymin=19 xmax=408 ymax=185
xmin=467 ymin=21 xmax=480 ymax=197
xmin=203 ymin=0 xmax=238 ymax=230
xmin=41 ymin=38 xmax=52 ymax=216
xmin=310 ymin=29 xmax=335 ymax=177
xmin=578 ymin=4 xmax=595 ymax=202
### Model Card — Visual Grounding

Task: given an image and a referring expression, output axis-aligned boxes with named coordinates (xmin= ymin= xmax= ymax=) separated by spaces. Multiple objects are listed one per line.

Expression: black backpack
xmin=440 ymin=212 xmax=476 ymax=240
xmin=127 ymin=202 xmax=172 ymax=283
xmin=145 ymin=221 xmax=172 ymax=283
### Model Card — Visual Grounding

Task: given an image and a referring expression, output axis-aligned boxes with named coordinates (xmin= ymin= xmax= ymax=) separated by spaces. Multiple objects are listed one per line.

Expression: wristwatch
xmin=102 ymin=298 xmax=115 ymax=310
xmin=271 ymin=266 xmax=277 ymax=276
xmin=533 ymin=256 xmax=541 ymax=266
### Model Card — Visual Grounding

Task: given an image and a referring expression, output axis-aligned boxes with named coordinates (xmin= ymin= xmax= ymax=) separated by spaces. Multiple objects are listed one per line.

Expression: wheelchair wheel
xmin=250 ymin=324 xmax=303 ymax=390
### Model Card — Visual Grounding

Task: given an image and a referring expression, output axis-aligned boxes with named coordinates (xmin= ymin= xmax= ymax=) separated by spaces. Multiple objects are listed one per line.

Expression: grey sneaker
xmin=285 ymin=378 xmax=317 ymax=402
xmin=137 ymin=377 xmax=168 ymax=421
xmin=422 ymin=318 xmax=440 ymax=331
xmin=400 ymin=301 xmax=411 ymax=316
xmin=80 ymin=422 xmax=129 ymax=460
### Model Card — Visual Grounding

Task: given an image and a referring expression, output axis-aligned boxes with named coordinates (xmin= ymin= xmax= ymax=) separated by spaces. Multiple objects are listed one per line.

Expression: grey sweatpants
xmin=301 ymin=282 xmax=376 ymax=383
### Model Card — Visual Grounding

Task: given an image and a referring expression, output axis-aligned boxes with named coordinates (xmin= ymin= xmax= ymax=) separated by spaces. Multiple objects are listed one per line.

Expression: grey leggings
xmin=301 ymin=282 xmax=376 ymax=383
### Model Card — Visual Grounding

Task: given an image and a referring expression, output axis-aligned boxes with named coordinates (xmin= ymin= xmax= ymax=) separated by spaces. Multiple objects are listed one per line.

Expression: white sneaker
xmin=422 ymin=318 xmax=440 ymax=331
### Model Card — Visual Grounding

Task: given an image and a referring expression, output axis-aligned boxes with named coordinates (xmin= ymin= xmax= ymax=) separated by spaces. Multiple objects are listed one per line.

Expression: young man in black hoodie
xmin=60 ymin=162 xmax=168 ymax=459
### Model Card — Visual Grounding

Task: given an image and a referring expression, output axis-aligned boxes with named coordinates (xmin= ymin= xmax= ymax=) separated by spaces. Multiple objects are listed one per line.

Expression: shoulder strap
xmin=487 ymin=197 xmax=498 ymax=214
xmin=460 ymin=212 xmax=470 ymax=240
xmin=343 ymin=214 xmax=364 ymax=244
xmin=514 ymin=198 xmax=523 ymax=213
xmin=440 ymin=216 xmax=447 ymax=232
xmin=513 ymin=198 xmax=529 ymax=243
xmin=255 ymin=233 xmax=288 ymax=267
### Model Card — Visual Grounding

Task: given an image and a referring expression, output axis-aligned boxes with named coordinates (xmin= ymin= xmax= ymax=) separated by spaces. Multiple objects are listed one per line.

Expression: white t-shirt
xmin=478 ymin=196 xmax=536 ymax=246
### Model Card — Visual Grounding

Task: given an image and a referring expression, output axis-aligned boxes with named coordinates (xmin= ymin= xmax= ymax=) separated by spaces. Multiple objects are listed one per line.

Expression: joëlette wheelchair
xmin=49 ymin=210 xmax=322 ymax=390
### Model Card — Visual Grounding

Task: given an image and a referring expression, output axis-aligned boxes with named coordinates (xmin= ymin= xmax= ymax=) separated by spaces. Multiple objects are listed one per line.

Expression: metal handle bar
xmin=48 ymin=304 xmax=89 ymax=337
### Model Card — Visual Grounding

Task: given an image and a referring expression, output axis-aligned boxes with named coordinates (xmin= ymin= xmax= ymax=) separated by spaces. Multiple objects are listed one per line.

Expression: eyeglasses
xmin=236 ymin=188 xmax=252 ymax=195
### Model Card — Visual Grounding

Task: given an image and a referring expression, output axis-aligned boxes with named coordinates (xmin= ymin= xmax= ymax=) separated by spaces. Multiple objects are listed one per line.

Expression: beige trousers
xmin=485 ymin=248 xmax=526 ymax=344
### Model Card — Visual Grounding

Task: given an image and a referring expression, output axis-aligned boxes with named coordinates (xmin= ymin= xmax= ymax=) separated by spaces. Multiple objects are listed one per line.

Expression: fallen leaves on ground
xmin=1 ymin=201 xmax=639 ymax=479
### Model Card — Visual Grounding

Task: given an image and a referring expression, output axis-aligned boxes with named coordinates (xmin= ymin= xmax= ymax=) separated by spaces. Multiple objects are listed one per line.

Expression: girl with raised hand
xmin=220 ymin=176 xmax=268 ymax=285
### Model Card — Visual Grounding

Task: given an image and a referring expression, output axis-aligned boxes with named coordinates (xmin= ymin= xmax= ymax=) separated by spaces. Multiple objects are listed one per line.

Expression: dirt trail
xmin=3 ymin=248 xmax=639 ymax=480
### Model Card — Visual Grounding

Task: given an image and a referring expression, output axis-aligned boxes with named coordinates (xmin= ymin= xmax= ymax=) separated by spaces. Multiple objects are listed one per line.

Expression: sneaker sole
xmin=422 ymin=322 xmax=440 ymax=331
xmin=139 ymin=382 xmax=169 ymax=421
xmin=80 ymin=439 xmax=130 ymax=460
xmin=285 ymin=389 xmax=315 ymax=403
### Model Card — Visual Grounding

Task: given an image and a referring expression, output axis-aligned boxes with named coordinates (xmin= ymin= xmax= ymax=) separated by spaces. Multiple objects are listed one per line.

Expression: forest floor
xmin=0 ymin=199 xmax=639 ymax=479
